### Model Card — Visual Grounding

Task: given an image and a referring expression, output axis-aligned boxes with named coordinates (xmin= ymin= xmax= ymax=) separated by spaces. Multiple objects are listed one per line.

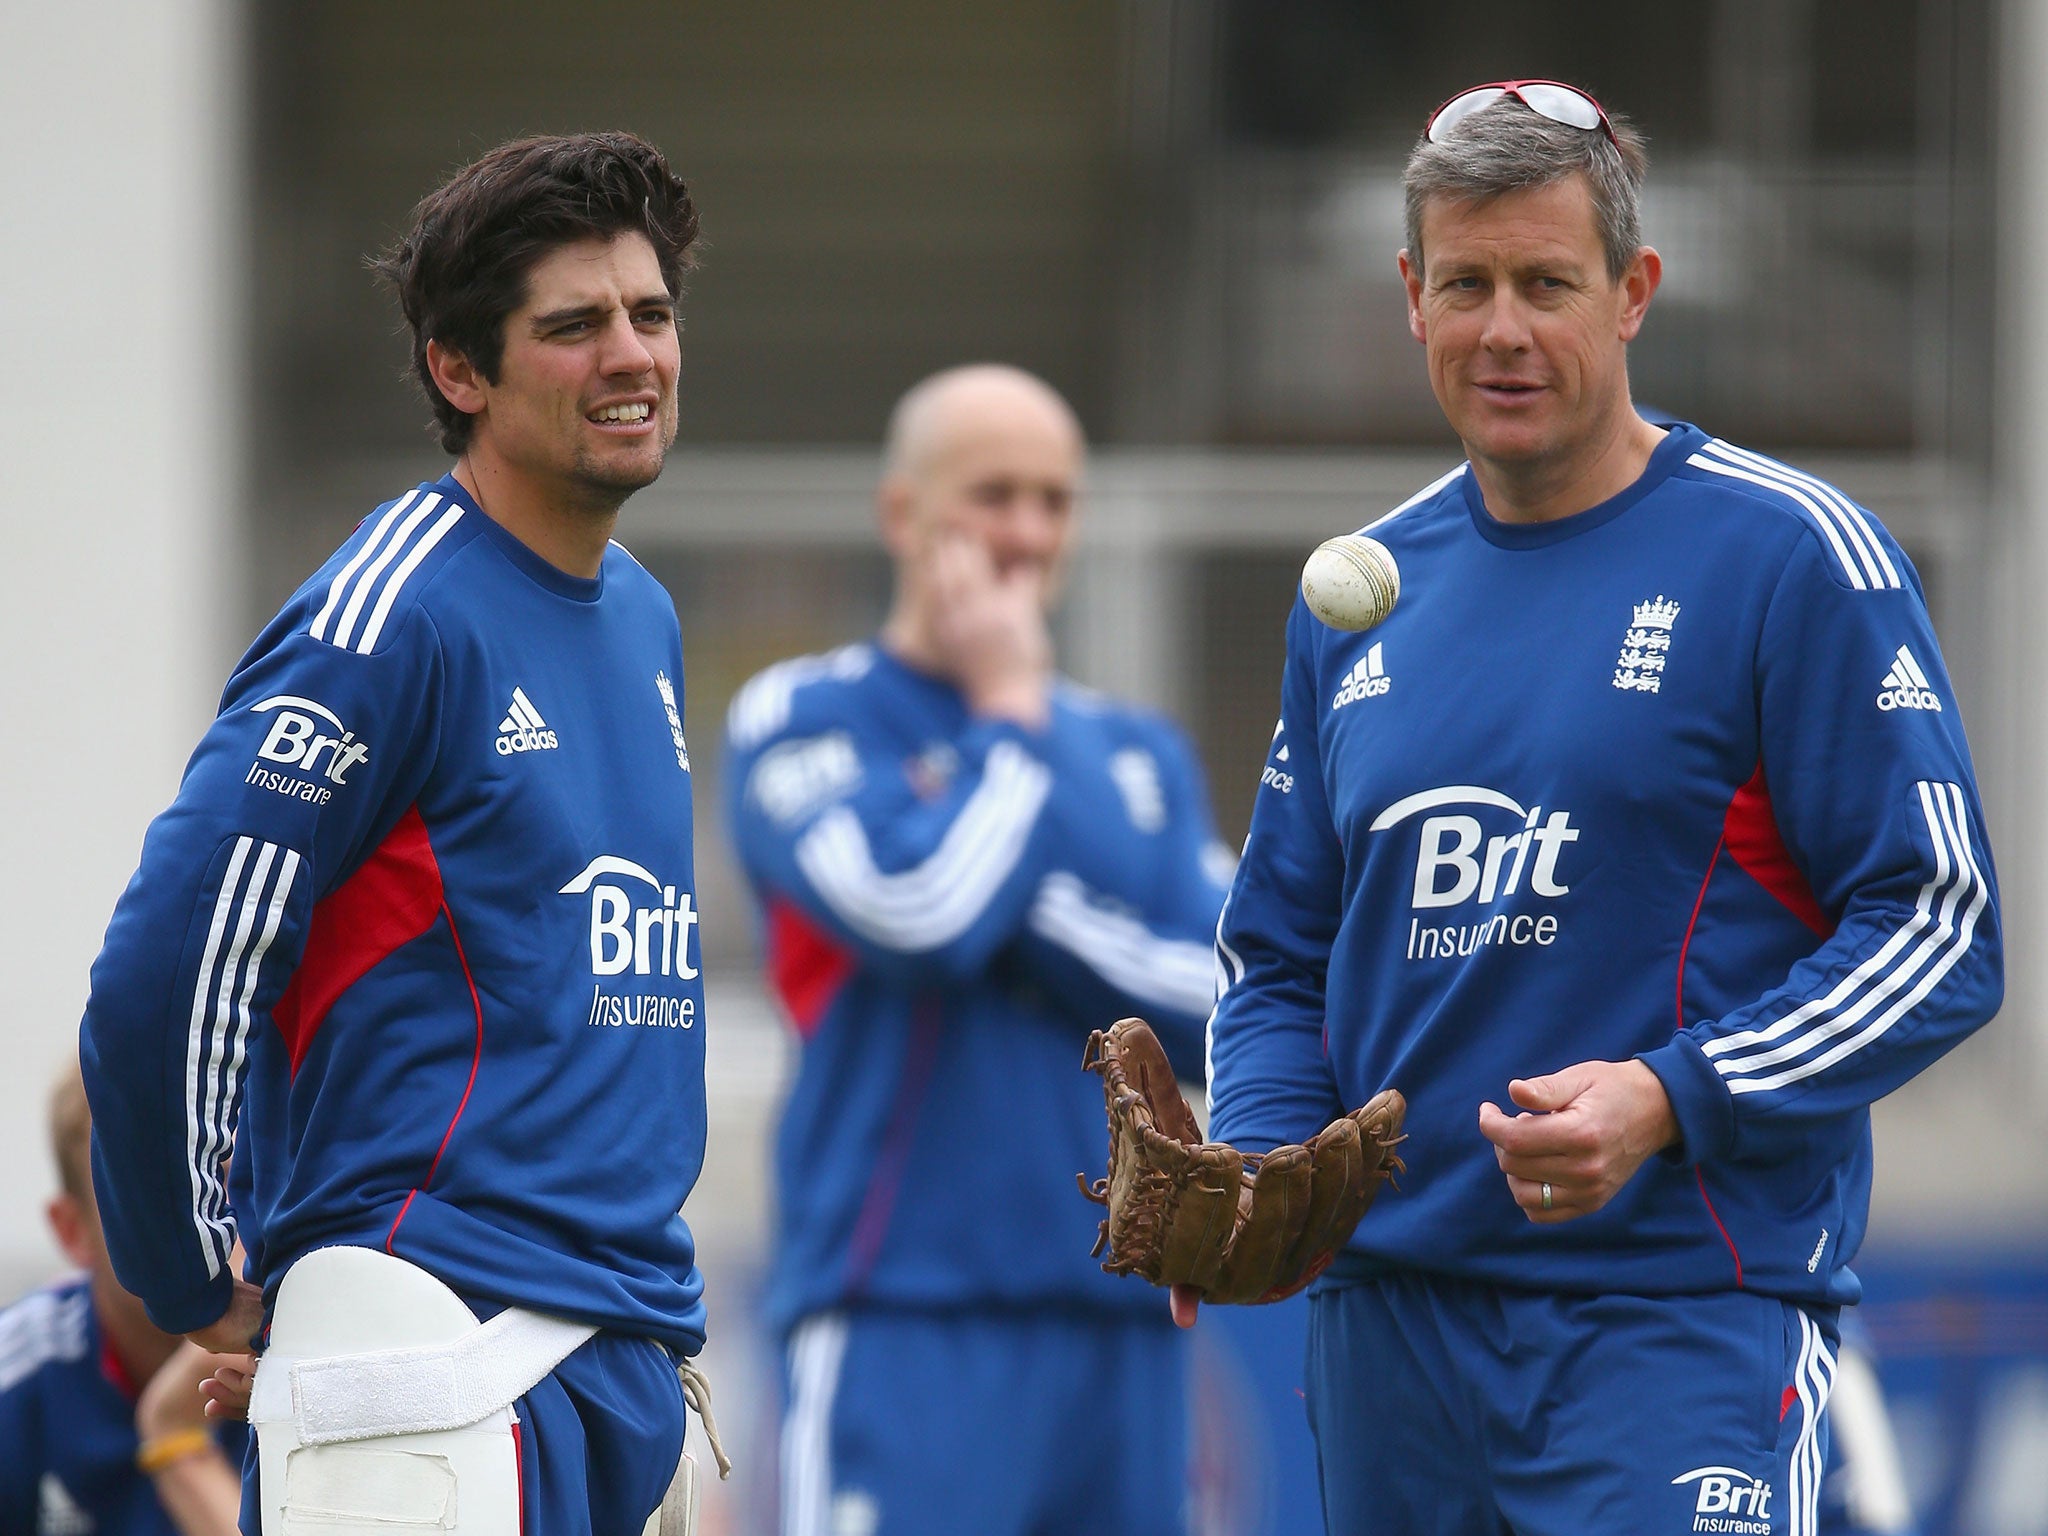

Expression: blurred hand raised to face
xmin=917 ymin=519 xmax=1055 ymax=724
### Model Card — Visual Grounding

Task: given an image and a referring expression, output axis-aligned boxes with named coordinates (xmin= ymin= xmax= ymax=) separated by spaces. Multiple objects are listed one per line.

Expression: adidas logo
xmin=1876 ymin=646 xmax=1942 ymax=713
xmin=496 ymin=687 xmax=561 ymax=755
xmin=1332 ymin=642 xmax=1391 ymax=709
xmin=39 ymin=1473 xmax=94 ymax=1535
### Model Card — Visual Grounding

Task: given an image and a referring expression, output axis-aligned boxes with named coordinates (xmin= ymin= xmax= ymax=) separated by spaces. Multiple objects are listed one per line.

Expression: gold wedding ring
xmin=1541 ymin=1182 xmax=1554 ymax=1211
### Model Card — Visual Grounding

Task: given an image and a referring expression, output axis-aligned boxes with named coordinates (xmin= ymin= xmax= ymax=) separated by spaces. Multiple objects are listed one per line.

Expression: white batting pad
xmin=251 ymin=1245 xmax=592 ymax=1536
xmin=641 ymin=1450 xmax=700 ymax=1536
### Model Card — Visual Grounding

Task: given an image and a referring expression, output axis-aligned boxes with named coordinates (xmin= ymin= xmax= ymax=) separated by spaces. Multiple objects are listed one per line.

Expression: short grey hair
xmin=1403 ymin=98 xmax=1648 ymax=283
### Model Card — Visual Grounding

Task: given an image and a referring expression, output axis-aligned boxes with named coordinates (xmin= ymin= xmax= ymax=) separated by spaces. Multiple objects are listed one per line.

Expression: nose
xmin=993 ymin=493 xmax=1068 ymax=566
xmin=1478 ymin=288 xmax=1533 ymax=356
xmin=1007 ymin=493 xmax=1073 ymax=561
xmin=597 ymin=311 xmax=659 ymax=377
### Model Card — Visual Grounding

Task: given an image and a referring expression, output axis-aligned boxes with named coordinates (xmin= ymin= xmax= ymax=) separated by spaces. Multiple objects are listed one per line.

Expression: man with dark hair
xmin=0 ymin=1064 xmax=248 ymax=1535
xmin=373 ymin=131 xmax=700 ymax=458
xmin=80 ymin=131 xmax=720 ymax=1535
xmin=1199 ymin=83 xmax=2001 ymax=1533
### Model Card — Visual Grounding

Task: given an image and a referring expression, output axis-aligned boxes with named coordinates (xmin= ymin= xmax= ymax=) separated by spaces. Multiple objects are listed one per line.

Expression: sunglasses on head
xmin=1426 ymin=80 xmax=1616 ymax=147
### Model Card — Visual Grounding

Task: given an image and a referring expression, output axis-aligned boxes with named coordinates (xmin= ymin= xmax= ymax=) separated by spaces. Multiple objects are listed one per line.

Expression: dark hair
xmin=373 ymin=132 xmax=700 ymax=454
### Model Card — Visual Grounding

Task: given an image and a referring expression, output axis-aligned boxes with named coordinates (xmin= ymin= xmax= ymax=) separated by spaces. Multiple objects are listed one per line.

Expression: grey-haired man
xmin=1197 ymin=80 xmax=1998 ymax=1534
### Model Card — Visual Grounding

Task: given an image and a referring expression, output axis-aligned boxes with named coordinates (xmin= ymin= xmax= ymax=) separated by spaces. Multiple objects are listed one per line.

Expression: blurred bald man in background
xmin=724 ymin=365 xmax=1233 ymax=1536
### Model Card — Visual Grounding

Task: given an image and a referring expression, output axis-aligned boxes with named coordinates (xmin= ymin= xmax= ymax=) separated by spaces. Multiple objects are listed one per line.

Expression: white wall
xmin=1993 ymin=0 xmax=2048 ymax=1102
xmin=0 ymin=0 xmax=243 ymax=1286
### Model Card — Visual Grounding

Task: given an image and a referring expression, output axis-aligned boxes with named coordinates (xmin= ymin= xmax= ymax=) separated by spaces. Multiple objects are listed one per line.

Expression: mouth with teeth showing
xmin=589 ymin=402 xmax=653 ymax=426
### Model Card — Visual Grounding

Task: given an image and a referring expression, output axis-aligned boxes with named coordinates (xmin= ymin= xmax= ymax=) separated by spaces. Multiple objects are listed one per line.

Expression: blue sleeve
xmin=79 ymin=605 xmax=442 ymax=1333
xmin=1007 ymin=719 xmax=1230 ymax=1075
xmin=1205 ymin=601 xmax=1349 ymax=1153
xmin=1640 ymin=532 xmax=2002 ymax=1163
xmin=727 ymin=702 xmax=1055 ymax=982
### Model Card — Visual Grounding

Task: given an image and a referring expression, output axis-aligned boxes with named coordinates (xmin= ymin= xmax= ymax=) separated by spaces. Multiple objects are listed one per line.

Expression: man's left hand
xmin=186 ymin=1278 xmax=264 ymax=1354
xmin=1478 ymin=1060 xmax=1679 ymax=1223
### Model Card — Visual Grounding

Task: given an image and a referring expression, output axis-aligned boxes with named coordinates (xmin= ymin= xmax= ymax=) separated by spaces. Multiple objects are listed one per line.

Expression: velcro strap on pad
xmin=255 ymin=1308 xmax=597 ymax=1444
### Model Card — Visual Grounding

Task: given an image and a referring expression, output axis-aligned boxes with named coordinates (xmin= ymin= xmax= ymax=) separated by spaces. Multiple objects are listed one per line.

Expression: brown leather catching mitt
xmin=1078 ymin=1016 xmax=1406 ymax=1305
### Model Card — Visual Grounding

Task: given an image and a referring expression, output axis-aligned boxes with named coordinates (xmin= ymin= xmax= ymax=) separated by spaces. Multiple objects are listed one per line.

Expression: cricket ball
xmin=1300 ymin=535 xmax=1400 ymax=632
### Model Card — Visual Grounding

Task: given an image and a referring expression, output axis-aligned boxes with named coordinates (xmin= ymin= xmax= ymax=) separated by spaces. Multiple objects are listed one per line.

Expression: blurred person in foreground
xmin=1196 ymin=81 xmax=2002 ymax=1533
xmin=0 ymin=1065 xmax=247 ymax=1535
xmin=724 ymin=364 xmax=1232 ymax=1536
xmin=79 ymin=133 xmax=722 ymax=1535
xmin=1817 ymin=1316 xmax=1921 ymax=1536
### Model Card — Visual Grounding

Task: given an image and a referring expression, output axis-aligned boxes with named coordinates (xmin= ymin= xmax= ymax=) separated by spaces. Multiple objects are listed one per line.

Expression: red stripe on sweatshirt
xmin=272 ymin=806 xmax=443 ymax=1075
xmin=1723 ymin=763 xmax=1835 ymax=938
xmin=765 ymin=897 xmax=856 ymax=1038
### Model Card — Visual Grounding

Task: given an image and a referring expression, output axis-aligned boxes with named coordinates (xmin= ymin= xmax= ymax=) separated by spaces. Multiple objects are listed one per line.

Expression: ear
xmin=1398 ymin=250 xmax=1427 ymax=345
xmin=46 ymin=1195 xmax=93 ymax=1269
xmin=877 ymin=474 xmax=917 ymax=562
xmin=1616 ymin=246 xmax=1662 ymax=342
xmin=425 ymin=339 xmax=489 ymax=421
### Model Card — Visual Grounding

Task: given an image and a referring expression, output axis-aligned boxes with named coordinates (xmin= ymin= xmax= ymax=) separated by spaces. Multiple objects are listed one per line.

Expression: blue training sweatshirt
xmin=723 ymin=645 xmax=1230 ymax=1330
xmin=0 ymin=1276 xmax=253 ymax=1535
xmin=80 ymin=473 xmax=709 ymax=1352
xmin=1208 ymin=424 xmax=2002 ymax=1307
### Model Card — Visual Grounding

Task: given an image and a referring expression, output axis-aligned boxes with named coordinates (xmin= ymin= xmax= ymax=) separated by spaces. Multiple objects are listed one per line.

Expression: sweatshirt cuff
xmin=1636 ymin=1034 xmax=1736 ymax=1166
xmin=140 ymin=1267 xmax=236 ymax=1338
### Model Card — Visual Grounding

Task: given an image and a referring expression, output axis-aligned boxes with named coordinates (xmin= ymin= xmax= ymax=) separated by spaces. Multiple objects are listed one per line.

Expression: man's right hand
xmin=200 ymin=1358 xmax=254 ymax=1422
xmin=186 ymin=1277 xmax=264 ymax=1354
xmin=923 ymin=524 xmax=1052 ymax=726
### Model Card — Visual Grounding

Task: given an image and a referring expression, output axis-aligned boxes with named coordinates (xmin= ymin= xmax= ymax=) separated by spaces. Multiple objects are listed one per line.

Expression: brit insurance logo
xmin=1260 ymin=719 xmax=1294 ymax=795
xmin=560 ymin=856 xmax=700 ymax=1030
xmin=1671 ymin=1466 xmax=1774 ymax=1534
xmin=244 ymin=694 xmax=370 ymax=807
xmin=1331 ymin=642 xmax=1391 ymax=709
xmin=1370 ymin=785 xmax=1580 ymax=961
xmin=750 ymin=731 xmax=862 ymax=827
